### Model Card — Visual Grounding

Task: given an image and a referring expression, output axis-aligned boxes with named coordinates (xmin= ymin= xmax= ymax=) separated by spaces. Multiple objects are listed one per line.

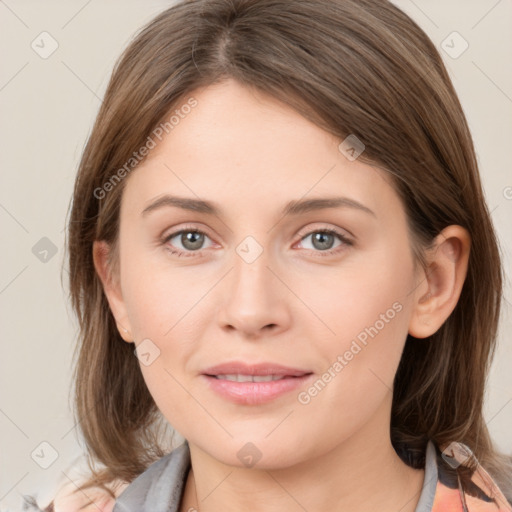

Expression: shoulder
xmin=433 ymin=441 xmax=512 ymax=512
xmin=21 ymin=442 xmax=190 ymax=512
xmin=19 ymin=453 xmax=130 ymax=512
xmin=20 ymin=480 xmax=129 ymax=512
xmin=48 ymin=480 xmax=129 ymax=512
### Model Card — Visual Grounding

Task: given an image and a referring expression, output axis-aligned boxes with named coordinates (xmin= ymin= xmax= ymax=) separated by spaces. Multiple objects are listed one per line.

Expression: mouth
xmin=200 ymin=361 xmax=314 ymax=405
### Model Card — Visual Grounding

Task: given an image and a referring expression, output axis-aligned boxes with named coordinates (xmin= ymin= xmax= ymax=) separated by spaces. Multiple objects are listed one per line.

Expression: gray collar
xmin=113 ymin=440 xmax=438 ymax=512
xmin=414 ymin=440 xmax=438 ymax=512
xmin=113 ymin=442 xmax=190 ymax=512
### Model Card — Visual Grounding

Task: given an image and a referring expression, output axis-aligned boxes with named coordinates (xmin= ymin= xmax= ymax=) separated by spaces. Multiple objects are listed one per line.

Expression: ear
xmin=92 ymin=240 xmax=134 ymax=343
xmin=408 ymin=225 xmax=471 ymax=338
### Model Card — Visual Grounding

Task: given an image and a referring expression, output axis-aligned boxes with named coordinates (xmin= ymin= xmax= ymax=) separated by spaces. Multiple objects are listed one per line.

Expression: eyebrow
xmin=141 ymin=194 xmax=376 ymax=218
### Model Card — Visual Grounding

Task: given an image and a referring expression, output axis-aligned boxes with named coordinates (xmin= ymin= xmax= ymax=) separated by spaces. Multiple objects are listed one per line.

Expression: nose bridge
xmin=233 ymin=240 xmax=271 ymax=295
xmin=218 ymin=234 xmax=289 ymax=335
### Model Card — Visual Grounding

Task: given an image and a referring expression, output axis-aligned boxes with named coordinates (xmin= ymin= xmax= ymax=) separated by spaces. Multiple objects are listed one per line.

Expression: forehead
xmin=121 ymin=79 xmax=400 ymax=220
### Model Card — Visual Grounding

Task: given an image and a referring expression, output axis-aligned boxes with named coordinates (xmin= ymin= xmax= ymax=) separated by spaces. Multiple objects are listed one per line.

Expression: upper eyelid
xmin=296 ymin=224 xmax=353 ymax=240
xmin=163 ymin=222 xmax=351 ymax=238
xmin=163 ymin=224 xmax=214 ymax=241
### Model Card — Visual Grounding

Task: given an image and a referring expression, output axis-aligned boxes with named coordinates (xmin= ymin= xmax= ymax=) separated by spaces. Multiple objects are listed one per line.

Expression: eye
xmin=295 ymin=228 xmax=352 ymax=256
xmin=161 ymin=225 xmax=353 ymax=259
xmin=162 ymin=227 xmax=214 ymax=257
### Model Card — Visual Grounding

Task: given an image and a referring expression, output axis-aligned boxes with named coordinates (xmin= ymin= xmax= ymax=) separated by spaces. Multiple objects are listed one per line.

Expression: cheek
xmin=293 ymin=280 xmax=414 ymax=449
xmin=120 ymin=247 xmax=199 ymax=338
xmin=310 ymin=246 xmax=416 ymax=392
xmin=311 ymin=246 xmax=414 ymax=346
xmin=119 ymin=252 xmax=204 ymax=408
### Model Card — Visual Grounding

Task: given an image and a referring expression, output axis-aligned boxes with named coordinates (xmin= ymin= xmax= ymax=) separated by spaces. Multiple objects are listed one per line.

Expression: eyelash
xmin=161 ymin=225 xmax=353 ymax=259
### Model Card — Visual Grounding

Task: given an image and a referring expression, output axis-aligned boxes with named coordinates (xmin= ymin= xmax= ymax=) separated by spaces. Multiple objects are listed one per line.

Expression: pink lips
xmin=201 ymin=361 xmax=314 ymax=405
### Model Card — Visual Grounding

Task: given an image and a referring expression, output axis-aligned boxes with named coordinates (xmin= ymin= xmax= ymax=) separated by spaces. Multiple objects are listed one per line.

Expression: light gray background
xmin=1 ymin=1 xmax=511 ymax=509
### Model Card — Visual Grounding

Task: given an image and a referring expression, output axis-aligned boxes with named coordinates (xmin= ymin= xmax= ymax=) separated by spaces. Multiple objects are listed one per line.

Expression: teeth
xmin=215 ymin=374 xmax=286 ymax=382
xmin=252 ymin=375 xmax=286 ymax=382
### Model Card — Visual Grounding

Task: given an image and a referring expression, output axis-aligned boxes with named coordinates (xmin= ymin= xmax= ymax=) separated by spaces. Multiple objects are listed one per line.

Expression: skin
xmin=94 ymin=79 xmax=470 ymax=512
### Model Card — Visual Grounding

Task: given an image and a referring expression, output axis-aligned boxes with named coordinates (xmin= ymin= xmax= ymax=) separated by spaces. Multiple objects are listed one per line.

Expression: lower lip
xmin=201 ymin=374 xmax=314 ymax=405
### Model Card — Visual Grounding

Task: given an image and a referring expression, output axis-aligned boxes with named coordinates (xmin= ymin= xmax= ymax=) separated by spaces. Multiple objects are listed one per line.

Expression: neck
xmin=181 ymin=406 xmax=425 ymax=512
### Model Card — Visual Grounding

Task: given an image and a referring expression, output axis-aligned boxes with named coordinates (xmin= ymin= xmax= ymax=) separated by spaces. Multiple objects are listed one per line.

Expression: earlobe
xmin=408 ymin=225 xmax=470 ymax=339
xmin=92 ymin=240 xmax=134 ymax=343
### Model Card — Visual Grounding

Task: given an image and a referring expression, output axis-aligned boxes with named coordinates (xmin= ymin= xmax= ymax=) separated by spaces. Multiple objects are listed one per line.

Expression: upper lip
xmin=202 ymin=361 xmax=312 ymax=377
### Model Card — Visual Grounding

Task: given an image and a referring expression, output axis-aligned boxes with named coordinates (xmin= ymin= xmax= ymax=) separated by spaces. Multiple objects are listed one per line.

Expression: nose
xmin=217 ymin=244 xmax=291 ymax=338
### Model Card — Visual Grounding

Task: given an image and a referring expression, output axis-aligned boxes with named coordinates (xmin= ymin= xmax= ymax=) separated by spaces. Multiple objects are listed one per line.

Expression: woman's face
xmin=109 ymin=79 xmax=423 ymax=468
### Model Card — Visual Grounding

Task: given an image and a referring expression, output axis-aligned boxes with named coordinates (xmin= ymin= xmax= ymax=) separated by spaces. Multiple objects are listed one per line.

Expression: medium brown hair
xmin=66 ymin=0 xmax=512 ymax=500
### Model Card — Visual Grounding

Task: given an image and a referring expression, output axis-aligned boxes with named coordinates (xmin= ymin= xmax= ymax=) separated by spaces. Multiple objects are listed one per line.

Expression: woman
xmin=38 ymin=0 xmax=512 ymax=510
